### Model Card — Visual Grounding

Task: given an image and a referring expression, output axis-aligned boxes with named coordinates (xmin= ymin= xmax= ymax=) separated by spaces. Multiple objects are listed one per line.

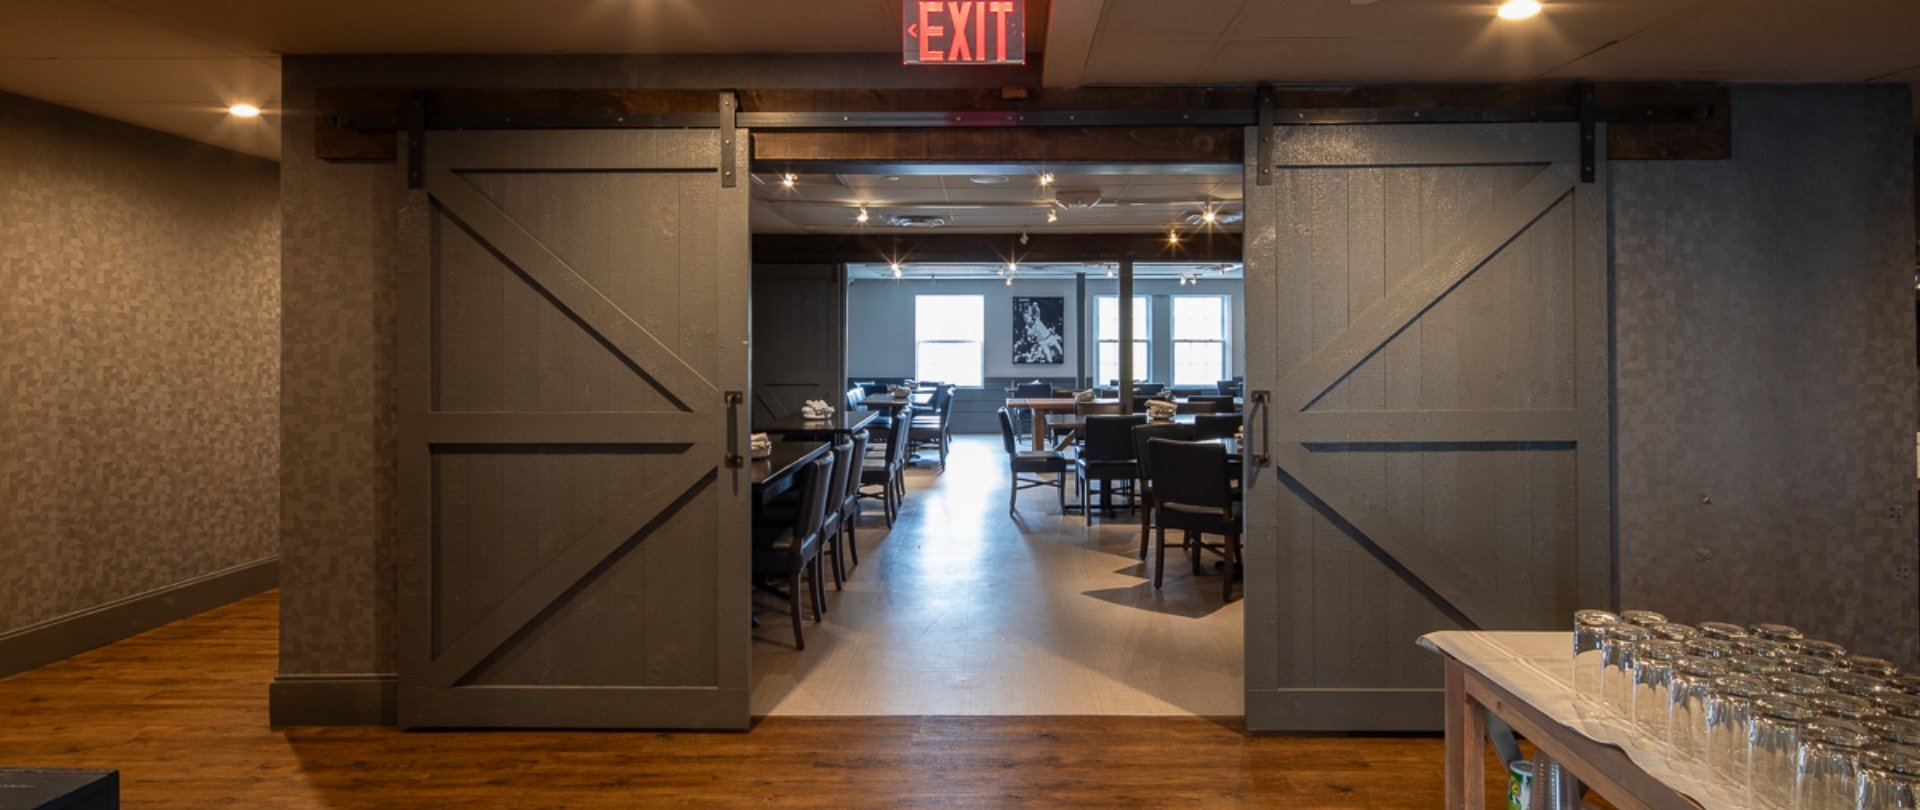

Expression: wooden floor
xmin=0 ymin=592 xmax=1525 ymax=807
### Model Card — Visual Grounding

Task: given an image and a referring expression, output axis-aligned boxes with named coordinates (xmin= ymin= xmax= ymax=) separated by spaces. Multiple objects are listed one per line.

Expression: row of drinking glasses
xmin=1573 ymin=610 xmax=1920 ymax=809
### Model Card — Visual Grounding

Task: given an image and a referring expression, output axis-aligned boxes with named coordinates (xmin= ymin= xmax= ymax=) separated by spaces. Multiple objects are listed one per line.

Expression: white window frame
xmin=1170 ymin=294 xmax=1230 ymax=387
xmin=913 ymin=294 xmax=985 ymax=387
xmin=1094 ymin=295 xmax=1150 ymax=385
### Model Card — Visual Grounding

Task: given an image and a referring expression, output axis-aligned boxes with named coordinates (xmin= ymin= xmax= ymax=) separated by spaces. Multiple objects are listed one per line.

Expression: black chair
xmin=1133 ymin=421 xmax=1196 ymax=560
xmin=1216 ymin=379 xmax=1242 ymax=396
xmin=909 ymin=383 xmax=957 ymax=469
xmin=1147 ymin=438 xmax=1243 ymax=601
xmin=835 ymin=431 xmax=869 ymax=572
xmin=849 ymin=385 xmax=892 ymax=434
xmin=1134 ymin=382 xmax=1166 ymax=398
xmin=814 ymin=437 xmax=855 ymax=593
xmin=859 ymin=405 xmax=912 ymax=526
xmin=753 ymin=453 xmax=834 ymax=649
xmin=1012 ymin=381 xmax=1052 ymax=436
xmin=1193 ymin=413 xmax=1243 ymax=441
xmin=1076 ymin=414 xmax=1146 ymax=519
xmin=997 ymin=407 xmax=1069 ymax=514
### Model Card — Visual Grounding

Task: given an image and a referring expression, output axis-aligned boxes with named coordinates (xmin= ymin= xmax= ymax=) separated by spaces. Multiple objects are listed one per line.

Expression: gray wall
xmin=0 ymin=91 xmax=281 ymax=637
xmin=1613 ymin=85 xmax=1918 ymax=664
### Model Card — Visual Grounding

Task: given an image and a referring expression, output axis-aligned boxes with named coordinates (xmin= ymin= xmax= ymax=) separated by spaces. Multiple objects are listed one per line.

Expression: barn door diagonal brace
xmin=1255 ymin=85 xmax=1275 ymax=187
xmin=405 ymin=91 xmax=429 ymax=190
xmin=1576 ymin=83 xmax=1597 ymax=184
xmin=719 ymin=92 xmax=737 ymax=188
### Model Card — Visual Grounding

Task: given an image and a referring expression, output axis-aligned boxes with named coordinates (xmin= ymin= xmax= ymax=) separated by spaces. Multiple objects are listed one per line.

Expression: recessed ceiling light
xmin=228 ymin=103 xmax=261 ymax=118
xmin=1201 ymin=207 xmax=1217 ymax=224
xmin=968 ymin=175 xmax=1009 ymax=185
xmin=1496 ymin=0 xmax=1541 ymax=20
xmin=1045 ymin=208 xmax=1058 ymax=224
xmin=1038 ymin=172 xmax=1054 ymax=187
xmin=855 ymin=207 xmax=869 ymax=224
xmin=780 ymin=173 xmax=796 ymax=188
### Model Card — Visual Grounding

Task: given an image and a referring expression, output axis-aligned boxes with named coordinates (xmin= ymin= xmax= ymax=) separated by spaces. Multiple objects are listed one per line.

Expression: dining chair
xmin=858 ymin=406 xmax=912 ymax=526
xmin=1189 ymin=395 xmax=1238 ymax=410
xmin=1132 ymin=421 xmax=1196 ymax=561
xmin=909 ymin=383 xmax=957 ymax=469
xmin=1215 ymin=379 xmax=1243 ymax=396
xmin=1193 ymin=413 xmax=1243 ymax=441
xmin=1012 ymin=381 xmax=1052 ymax=437
xmin=752 ymin=453 xmax=834 ymax=649
xmin=1076 ymin=414 xmax=1146 ymax=519
xmin=1058 ymin=398 xmax=1122 ymax=448
xmin=1147 ymin=438 xmax=1243 ymax=602
xmin=997 ymin=407 xmax=1069 ymax=514
xmin=836 ymin=431 xmax=869 ymax=571
xmin=814 ymin=436 xmax=855 ymax=592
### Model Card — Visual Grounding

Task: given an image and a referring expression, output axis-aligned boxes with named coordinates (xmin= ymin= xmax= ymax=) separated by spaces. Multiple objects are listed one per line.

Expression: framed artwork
xmin=1011 ymin=297 xmax=1065 ymax=365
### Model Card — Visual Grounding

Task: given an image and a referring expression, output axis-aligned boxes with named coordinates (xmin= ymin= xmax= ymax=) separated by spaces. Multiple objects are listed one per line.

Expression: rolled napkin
xmin=750 ymin=432 xmax=773 ymax=458
xmin=800 ymin=399 xmax=835 ymax=419
xmin=889 ymin=384 xmax=912 ymax=399
xmin=1073 ymin=389 xmax=1095 ymax=403
xmin=1146 ymin=399 xmax=1177 ymax=421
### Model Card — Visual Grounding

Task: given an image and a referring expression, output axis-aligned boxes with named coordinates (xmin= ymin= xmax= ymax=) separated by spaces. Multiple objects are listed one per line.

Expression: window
xmin=914 ymin=295 xmax=984 ymax=386
xmin=1171 ymin=295 xmax=1228 ymax=386
xmin=1095 ymin=296 xmax=1150 ymax=385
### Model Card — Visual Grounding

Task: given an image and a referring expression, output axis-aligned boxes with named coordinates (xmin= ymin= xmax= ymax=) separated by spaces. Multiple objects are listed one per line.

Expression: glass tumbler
xmin=1794 ymin=640 xmax=1849 ymax=660
xmin=1857 ymin=746 xmax=1920 ymax=809
xmin=1699 ymin=621 xmax=1751 ymax=641
xmin=1847 ymin=656 xmax=1900 ymax=678
xmin=1647 ymin=622 xmax=1702 ymax=643
xmin=1708 ymin=675 xmax=1773 ymax=792
xmin=1868 ymin=718 xmax=1920 ymax=747
xmin=1752 ymin=623 xmax=1806 ymax=642
xmin=1794 ymin=719 xmax=1873 ymax=810
xmin=1633 ymin=640 xmax=1686 ymax=742
xmin=1879 ymin=694 xmax=1920 ymax=721
xmin=1887 ymin=675 xmax=1920 ymax=697
xmin=1669 ymin=656 xmax=1727 ymax=765
xmin=1735 ymin=638 xmax=1795 ymax=659
xmin=1831 ymin=672 xmax=1892 ymax=699
xmin=1573 ymin=610 xmax=1618 ymax=701
xmin=1601 ymin=624 xmax=1652 ymax=717
xmin=1729 ymin=656 xmax=1790 ymax=678
xmin=1812 ymin=693 xmax=1885 ymax=724
xmin=1687 ymin=638 xmax=1738 ymax=660
xmin=1771 ymin=672 xmax=1834 ymax=698
xmin=1783 ymin=654 xmax=1841 ymax=678
xmin=1748 ymin=696 xmax=1818 ymax=809
xmin=1622 ymin=609 xmax=1669 ymax=626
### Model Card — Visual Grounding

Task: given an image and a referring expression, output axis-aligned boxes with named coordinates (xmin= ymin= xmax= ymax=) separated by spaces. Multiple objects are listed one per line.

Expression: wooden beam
xmin=751 ymin=126 xmax=1240 ymax=165
xmin=752 ymin=232 xmax=1242 ymax=265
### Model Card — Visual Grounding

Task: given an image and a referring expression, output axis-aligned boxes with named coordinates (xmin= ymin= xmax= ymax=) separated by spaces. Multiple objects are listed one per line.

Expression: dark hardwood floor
xmin=0 ymin=592 xmax=1518 ymax=807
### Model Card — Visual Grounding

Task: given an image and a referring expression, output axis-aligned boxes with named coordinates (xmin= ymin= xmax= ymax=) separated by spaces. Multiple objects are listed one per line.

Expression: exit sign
xmin=903 ymin=0 xmax=1025 ymax=65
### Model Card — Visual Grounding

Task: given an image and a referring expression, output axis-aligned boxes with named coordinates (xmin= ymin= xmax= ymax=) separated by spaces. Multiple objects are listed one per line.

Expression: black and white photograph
xmin=1011 ymin=297 xmax=1065 ymax=365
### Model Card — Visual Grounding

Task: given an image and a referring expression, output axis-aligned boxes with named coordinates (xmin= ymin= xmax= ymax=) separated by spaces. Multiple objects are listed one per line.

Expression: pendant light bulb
xmin=855 ymin=207 xmax=869 ymax=224
xmin=1497 ymin=0 xmax=1542 ymax=20
xmin=1046 ymin=208 xmax=1058 ymax=224
xmin=780 ymin=173 xmax=796 ymax=188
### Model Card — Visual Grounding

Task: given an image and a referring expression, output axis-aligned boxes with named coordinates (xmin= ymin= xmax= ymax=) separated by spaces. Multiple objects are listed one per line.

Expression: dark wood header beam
xmin=314 ymin=83 xmax=1728 ymax=163
xmin=752 ymin=232 xmax=1243 ymax=265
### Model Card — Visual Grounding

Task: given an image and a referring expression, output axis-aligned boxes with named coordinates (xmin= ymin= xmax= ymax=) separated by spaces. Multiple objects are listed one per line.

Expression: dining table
xmin=749 ymin=439 xmax=831 ymax=506
xmin=756 ymin=409 xmax=879 ymax=441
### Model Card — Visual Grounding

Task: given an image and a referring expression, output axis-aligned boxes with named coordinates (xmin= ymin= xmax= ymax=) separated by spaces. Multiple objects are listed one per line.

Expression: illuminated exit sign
xmin=903 ymin=0 xmax=1025 ymax=65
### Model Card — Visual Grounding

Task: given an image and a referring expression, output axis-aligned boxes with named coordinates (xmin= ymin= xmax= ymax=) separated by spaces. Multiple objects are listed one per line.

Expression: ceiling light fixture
xmin=890 ymin=261 xmax=903 ymax=278
xmin=1106 ymin=265 xmax=1116 ymax=279
xmin=1201 ymin=207 xmax=1217 ymax=225
xmin=1045 ymin=208 xmax=1058 ymax=224
xmin=1038 ymin=172 xmax=1055 ymax=187
xmin=1019 ymin=230 xmax=1029 ymax=245
xmin=228 ymin=103 xmax=261 ymax=118
xmin=1496 ymin=0 xmax=1542 ymax=20
xmin=1167 ymin=227 xmax=1181 ymax=245
xmin=780 ymin=173 xmax=796 ymax=188
xmin=1005 ymin=276 xmax=1014 ymax=286
xmin=856 ymin=207 xmax=869 ymax=224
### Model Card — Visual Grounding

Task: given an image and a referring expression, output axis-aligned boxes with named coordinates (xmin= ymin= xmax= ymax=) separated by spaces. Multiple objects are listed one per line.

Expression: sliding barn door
xmin=397 ymin=130 xmax=751 ymax=729
xmin=1242 ymin=124 xmax=1610 ymax=731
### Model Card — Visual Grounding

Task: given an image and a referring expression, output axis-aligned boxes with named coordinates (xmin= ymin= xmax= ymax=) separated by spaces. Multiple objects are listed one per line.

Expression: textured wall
xmin=1614 ymin=85 xmax=1919 ymax=664
xmin=0 ymin=91 xmax=280 ymax=634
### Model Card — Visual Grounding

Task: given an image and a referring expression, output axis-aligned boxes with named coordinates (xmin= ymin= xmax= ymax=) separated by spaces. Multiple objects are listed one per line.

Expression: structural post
xmin=1074 ymin=271 xmax=1088 ymax=390
xmin=1117 ymin=258 xmax=1134 ymax=408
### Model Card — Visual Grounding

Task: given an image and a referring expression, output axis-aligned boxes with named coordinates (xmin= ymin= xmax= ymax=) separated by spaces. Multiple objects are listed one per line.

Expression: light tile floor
xmin=751 ymin=435 xmax=1244 ymax=716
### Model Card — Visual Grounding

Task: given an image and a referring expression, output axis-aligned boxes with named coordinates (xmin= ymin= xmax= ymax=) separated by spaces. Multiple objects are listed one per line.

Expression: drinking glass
xmin=1633 ymin=640 xmax=1686 ymax=742
xmin=1752 ymin=623 xmax=1805 ymax=642
xmin=1783 ymin=654 xmax=1841 ymax=678
xmin=1887 ymin=675 xmax=1920 ymax=697
xmin=1769 ymin=672 xmax=1831 ymax=699
xmin=1622 ymin=609 xmax=1669 ymax=626
xmin=1708 ymin=675 xmax=1772 ymax=793
xmin=1729 ymin=656 xmax=1789 ymax=678
xmin=1735 ymin=638 xmax=1795 ymax=659
xmin=1573 ymin=610 xmax=1618 ymax=701
xmin=1831 ymin=672 xmax=1892 ymax=699
xmin=1878 ymin=694 xmax=1920 ymax=721
xmin=1847 ymin=656 xmax=1900 ymax=678
xmin=1686 ymin=638 xmax=1738 ymax=660
xmin=1669 ymin=656 xmax=1727 ymax=765
xmin=1795 ymin=719 xmax=1873 ymax=810
xmin=1699 ymin=621 xmax=1751 ymax=641
xmin=1867 ymin=718 xmax=1920 ymax=747
xmin=1647 ymin=622 xmax=1702 ymax=643
xmin=1794 ymin=640 xmax=1849 ymax=660
xmin=1857 ymin=746 xmax=1920 ymax=809
xmin=1749 ymin=696 xmax=1817 ymax=809
xmin=1601 ymin=624 xmax=1652 ymax=717
xmin=1812 ymin=693 xmax=1885 ymax=724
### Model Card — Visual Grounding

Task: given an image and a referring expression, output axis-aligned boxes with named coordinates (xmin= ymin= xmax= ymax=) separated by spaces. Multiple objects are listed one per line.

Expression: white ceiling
xmin=0 ymin=0 xmax=1913 ymax=164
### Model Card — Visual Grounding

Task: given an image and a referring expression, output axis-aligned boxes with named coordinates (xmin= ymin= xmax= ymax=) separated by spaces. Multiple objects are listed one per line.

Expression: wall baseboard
xmin=1245 ymin=688 xmax=1442 ymax=733
xmin=0 ymin=556 xmax=278 ymax=680
xmin=269 ymin=673 xmax=397 ymax=726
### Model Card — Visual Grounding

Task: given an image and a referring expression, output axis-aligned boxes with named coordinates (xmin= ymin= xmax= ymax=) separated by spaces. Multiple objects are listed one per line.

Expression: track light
xmin=780 ymin=173 xmax=796 ymax=188
xmin=228 ymin=103 xmax=261 ymax=118
xmin=1039 ymin=172 xmax=1054 ymax=187
xmin=1046 ymin=208 xmax=1058 ymax=224
xmin=856 ymin=207 xmax=869 ymax=224
xmin=890 ymin=261 xmax=903 ymax=278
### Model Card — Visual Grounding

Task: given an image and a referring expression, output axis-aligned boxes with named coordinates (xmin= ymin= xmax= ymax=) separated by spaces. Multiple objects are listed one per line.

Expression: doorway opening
xmin=745 ymin=163 xmax=1248 ymax=717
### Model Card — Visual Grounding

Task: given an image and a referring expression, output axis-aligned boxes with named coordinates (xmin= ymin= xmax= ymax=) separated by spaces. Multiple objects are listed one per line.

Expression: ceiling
xmin=0 ymin=0 xmax=1914 ymax=163
xmin=751 ymin=169 xmax=1243 ymax=235
xmin=846 ymin=261 xmax=1244 ymax=281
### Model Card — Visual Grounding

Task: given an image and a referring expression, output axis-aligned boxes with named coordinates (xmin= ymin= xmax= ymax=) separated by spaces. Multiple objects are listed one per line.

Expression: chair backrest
xmin=1014 ymin=381 xmax=1052 ymax=399
xmin=924 ymin=384 xmax=951 ymax=413
xmin=1189 ymin=395 xmax=1238 ymax=409
xmin=822 ymin=437 xmax=854 ymax=522
xmin=1193 ymin=413 xmax=1242 ymax=441
xmin=996 ymin=407 xmax=1020 ymax=455
xmin=1083 ymin=414 xmax=1147 ymax=462
xmin=1134 ymin=382 xmax=1165 ymax=397
xmin=852 ymin=380 xmax=880 ymax=395
xmin=1075 ymin=400 xmax=1122 ymax=418
xmin=842 ymin=432 xmax=869 ymax=506
xmin=1178 ymin=400 xmax=1219 ymax=415
xmin=1148 ymin=438 xmax=1232 ymax=513
xmin=1133 ymin=421 xmax=1196 ymax=484
xmin=1215 ymin=379 xmax=1241 ymax=396
xmin=846 ymin=386 xmax=866 ymax=410
xmin=886 ymin=406 xmax=913 ymax=466
xmin=938 ymin=384 xmax=959 ymax=423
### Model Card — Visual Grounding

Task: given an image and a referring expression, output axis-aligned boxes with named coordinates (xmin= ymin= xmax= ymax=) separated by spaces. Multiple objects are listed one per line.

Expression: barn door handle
xmin=1251 ymin=390 xmax=1272 ymax=467
xmin=724 ymin=391 xmax=745 ymax=469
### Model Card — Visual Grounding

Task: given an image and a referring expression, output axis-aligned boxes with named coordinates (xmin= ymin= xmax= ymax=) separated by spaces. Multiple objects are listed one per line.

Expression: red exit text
xmin=902 ymin=0 xmax=1025 ymax=65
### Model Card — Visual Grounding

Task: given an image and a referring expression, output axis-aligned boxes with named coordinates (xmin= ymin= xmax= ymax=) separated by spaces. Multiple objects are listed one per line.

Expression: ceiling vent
xmin=1182 ymin=209 xmax=1245 ymax=226
xmin=887 ymin=214 xmax=949 ymax=228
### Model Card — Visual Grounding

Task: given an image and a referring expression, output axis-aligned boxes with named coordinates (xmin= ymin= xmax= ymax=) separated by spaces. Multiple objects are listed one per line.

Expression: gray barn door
xmin=1242 ymin=124 xmax=1610 ymax=731
xmin=750 ymin=264 xmax=846 ymax=424
xmin=396 ymin=129 xmax=751 ymax=729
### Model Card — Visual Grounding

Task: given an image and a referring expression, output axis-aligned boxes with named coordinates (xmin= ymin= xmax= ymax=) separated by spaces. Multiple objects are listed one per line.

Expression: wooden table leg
xmin=1030 ymin=407 xmax=1047 ymax=451
xmin=1445 ymin=659 xmax=1487 ymax=810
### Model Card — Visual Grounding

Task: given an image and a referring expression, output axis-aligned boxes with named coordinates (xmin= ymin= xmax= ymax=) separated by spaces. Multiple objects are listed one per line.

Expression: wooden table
xmin=0 ymin=768 xmax=118 ymax=809
xmin=1423 ymin=632 xmax=1706 ymax=810
xmin=1005 ymin=397 xmax=1109 ymax=449
xmin=749 ymin=440 xmax=831 ymax=506
xmin=859 ymin=393 xmax=925 ymax=412
xmin=757 ymin=409 xmax=879 ymax=440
